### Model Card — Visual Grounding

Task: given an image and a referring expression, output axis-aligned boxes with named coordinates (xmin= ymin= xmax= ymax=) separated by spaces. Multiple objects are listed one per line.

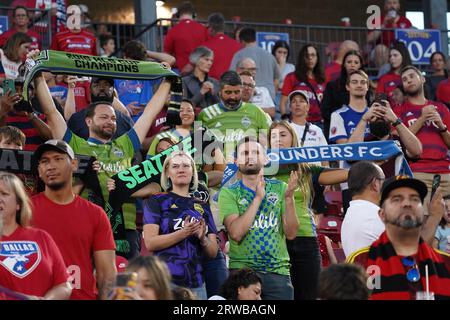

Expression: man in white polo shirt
xmin=341 ymin=161 xmax=386 ymax=258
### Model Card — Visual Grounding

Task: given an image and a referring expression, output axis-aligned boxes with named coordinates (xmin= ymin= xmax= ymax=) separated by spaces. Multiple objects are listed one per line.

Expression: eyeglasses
xmin=242 ymin=82 xmax=255 ymax=88
xmin=373 ymin=177 xmax=385 ymax=184
xmin=402 ymin=256 xmax=421 ymax=283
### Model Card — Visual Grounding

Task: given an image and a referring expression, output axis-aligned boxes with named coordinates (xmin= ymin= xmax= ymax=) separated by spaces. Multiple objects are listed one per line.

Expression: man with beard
xmin=32 ymin=140 xmax=116 ymax=300
xmin=32 ymin=72 xmax=171 ymax=260
xmin=198 ymin=71 xmax=271 ymax=158
xmin=66 ymin=77 xmax=133 ymax=140
xmin=347 ymin=97 xmax=422 ymax=178
xmin=394 ymin=65 xmax=450 ymax=214
xmin=347 ymin=175 xmax=450 ymax=300
xmin=218 ymin=136 xmax=299 ymax=299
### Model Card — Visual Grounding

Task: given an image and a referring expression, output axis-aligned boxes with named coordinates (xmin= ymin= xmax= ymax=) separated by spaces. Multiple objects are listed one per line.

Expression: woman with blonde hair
xmin=124 ymin=255 xmax=174 ymax=300
xmin=143 ymin=151 xmax=218 ymax=300
xmin=0 ymin=172 xmax=71 ymax=300
xmin=268 ymin=121 xmax=347 ymax=300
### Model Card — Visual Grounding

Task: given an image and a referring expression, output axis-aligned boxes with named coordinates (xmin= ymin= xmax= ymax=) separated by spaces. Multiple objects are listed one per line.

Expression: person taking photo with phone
xmin=394 ymin=65 xmax=450 ymax=216
xmin=0 ymin=79 xmax=52 ymax=151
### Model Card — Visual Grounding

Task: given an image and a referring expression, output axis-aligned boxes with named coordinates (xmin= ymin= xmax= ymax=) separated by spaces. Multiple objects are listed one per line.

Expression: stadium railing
xmin=92 ymin=18 xmax=450 ymax=75
xmin=0 ymin=6 xmax=53 ymax=49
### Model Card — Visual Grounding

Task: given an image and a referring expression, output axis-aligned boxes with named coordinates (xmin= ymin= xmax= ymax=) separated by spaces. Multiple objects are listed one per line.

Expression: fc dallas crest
xmin=0 ymin=241 xmax=41 ymax=278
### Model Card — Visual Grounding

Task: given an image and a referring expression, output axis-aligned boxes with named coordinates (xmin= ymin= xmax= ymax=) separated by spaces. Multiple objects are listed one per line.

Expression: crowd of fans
xmin=0 ymin=0 xmax=450 ymax=301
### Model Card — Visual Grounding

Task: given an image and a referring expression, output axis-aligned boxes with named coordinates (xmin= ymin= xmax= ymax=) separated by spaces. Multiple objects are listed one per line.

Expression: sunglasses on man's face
xmin=402 ymin=256 xmax=421 ymax=282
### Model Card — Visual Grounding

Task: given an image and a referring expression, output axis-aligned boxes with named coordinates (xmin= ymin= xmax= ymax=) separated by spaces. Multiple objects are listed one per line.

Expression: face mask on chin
xmin=220 ymin=95 xmax=243 ymax=111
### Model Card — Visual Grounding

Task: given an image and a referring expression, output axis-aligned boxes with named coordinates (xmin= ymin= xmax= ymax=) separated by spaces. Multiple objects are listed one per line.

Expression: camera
xmin=13 ymin=99 xmax=34 ymax=113
xmin=373 ymin=93 xmax=388 ymax=107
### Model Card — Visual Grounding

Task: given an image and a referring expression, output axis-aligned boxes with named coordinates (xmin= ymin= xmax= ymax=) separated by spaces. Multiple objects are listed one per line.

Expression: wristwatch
xmin=439 ymin=125 xmax=448 ymax=133
xmin=28 ymin=111 xmax=39 ymax=120
xmin=391 ymin=118 xmax=402 ymax=127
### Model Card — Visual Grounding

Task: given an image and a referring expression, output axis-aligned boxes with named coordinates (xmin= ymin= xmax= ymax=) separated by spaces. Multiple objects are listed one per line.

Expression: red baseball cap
xmin=115 ymin=256 xmax=128 ymax=273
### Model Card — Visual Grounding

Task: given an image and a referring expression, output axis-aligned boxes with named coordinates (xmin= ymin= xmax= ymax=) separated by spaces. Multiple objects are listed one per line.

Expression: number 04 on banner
xmin=395 ymin=29 xmax=441 ymax=65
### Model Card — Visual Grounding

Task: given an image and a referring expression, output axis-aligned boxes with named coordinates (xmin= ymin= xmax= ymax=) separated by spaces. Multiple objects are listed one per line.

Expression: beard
xmin=92 ymin=124 xmax=115 ymax=139
xmin=46 ymin=180 xmax=67 ymax=191
xmin=370 ymin=120 xmax=391 ymax=139
xmin=405 ymin=86 xmax=423 ymax=97
xmin=221 ymin=97 xmax=242 ymax=111
xmin=91 ymin=91 xmax=114 ymax=104
xmin=385 ymin=210 xmax=424 ymax=229
xmin=238 ymin=162 xmax=263 ymax=175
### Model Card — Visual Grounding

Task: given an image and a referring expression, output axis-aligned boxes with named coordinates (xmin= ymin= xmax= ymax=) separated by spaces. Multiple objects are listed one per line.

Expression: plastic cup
xmin=416 ymin=291 xmax=435 ymax=300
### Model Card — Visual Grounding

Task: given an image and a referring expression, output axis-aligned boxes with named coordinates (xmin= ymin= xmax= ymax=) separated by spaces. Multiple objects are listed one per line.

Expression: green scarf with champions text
xmin=21 ymin=50 xmax=183 ymax=258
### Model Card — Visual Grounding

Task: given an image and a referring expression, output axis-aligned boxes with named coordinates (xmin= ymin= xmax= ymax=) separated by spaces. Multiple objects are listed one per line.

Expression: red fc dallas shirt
xmin=74 ymin=80 xmax=91 ymax=111
xmin=51 ymin=28 xmax=97 ymax=56
xmin=146 ymin=107 xmax=167 ymax=138
xmin=203 ymin=33 xmax=242 ymax=80
xmin=282 ymin=73 xmax=325 ymax=122
xmin=31 ymin=193 xmax=116 ymax=300
xmin=163 ymin=19 xmax=208 ymax=71
xmin=325 ymin=61 xmax=341 ymax=84
xmin=436 ymin=79 xmax=450 ymax=106
xmin=394 ymin=99 xmax=450 ymax=173
xmin=0 ymin=29 xmax=41 ymax=50
xmin=376 ymin=72 xmax=401 ymax=103
xmin=368 ymin=15 xmax=412 ymax=47
xmin=0 ymin=226 xmax=68 ymax=299
xmin=56 ymin=80 xmax=91 ymax=111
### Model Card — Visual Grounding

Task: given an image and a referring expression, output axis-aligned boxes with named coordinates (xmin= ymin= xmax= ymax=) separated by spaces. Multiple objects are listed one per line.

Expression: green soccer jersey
xmin=219 ymin=178 xmax=290 ymax=275
xmin=198 ymin=103 xmax=271 ymax=155
xmin=274 ymin=165 xmax=324 ymax=237
xmin=146 ymin=129 xmax=186 ymax=157
xmin=64 ymin=129 xmax=140 ymax=230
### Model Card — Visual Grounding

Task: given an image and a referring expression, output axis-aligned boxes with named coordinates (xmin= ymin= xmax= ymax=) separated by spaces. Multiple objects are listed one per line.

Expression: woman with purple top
xmin=142 ymin=150 xmax=218 ymax=300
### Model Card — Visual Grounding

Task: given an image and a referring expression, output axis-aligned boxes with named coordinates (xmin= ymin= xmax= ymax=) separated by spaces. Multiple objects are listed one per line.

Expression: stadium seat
xmin=317 ymin=214 xmax=343 ymax=243
xmin=324 ymin=190 xmax=343 ymax=216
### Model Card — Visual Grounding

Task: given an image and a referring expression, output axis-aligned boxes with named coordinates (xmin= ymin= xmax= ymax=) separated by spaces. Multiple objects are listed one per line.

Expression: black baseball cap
xmin=91 ymin=77 xmax=114 ymax=87
xmin=34 ymin=140 xmax=75 ymax=160
xmin=380 ymin=175 xmax=428 ymax=205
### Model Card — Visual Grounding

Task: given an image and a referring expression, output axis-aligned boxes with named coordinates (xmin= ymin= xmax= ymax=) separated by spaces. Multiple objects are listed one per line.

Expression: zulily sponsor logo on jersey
xmin=0 ymin=241 xmax=41 ymax=278
xmin=251 ymin=211 xmax=279 ymax=230
xmin=99 ymin=161 xmax=128 ymax=173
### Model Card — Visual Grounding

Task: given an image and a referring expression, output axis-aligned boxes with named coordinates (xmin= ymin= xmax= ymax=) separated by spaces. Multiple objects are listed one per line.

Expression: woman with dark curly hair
xmin=217 ymin=269 xmax=262 ymax=300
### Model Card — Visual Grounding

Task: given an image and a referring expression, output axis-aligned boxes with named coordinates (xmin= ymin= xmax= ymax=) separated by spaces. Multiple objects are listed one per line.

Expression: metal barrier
xmin=0 ymin=6 xmax=52 ymax=49
xmin=94 ymin=18 xmax=450 ymax=76
xmin=2 ymin=9 xmax=448 ymax=76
